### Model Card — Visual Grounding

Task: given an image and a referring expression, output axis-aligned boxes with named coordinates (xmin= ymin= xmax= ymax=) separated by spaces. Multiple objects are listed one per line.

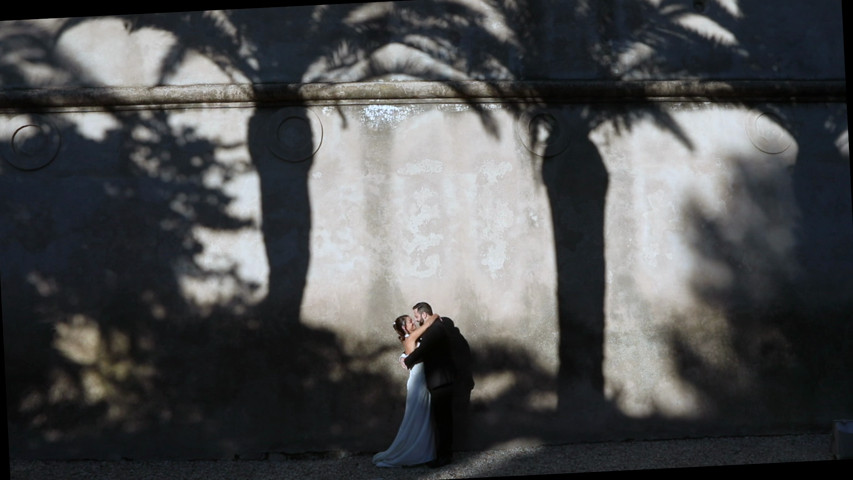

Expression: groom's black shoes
xmin=427 ymin=456 xmax=452 ymax=468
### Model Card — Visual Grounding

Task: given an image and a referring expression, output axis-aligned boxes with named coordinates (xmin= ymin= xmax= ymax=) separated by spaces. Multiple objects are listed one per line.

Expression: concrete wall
xmin=1 ymin=1 xmax=850 ymax=460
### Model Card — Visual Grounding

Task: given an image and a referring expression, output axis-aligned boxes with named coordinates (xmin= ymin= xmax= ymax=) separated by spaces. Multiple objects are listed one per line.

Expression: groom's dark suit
xmin=403 ymin=317 xmax=455 ymax=465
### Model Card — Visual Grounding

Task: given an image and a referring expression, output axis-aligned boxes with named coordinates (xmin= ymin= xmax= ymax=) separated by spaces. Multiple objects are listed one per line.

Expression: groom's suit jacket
xmin=403 ymin=317 xmax=456 ymax=391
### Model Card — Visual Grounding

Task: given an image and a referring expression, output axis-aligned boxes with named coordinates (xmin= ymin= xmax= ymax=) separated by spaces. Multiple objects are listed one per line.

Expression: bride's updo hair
xmin=393 ymin=315 xmax=409 ymax=342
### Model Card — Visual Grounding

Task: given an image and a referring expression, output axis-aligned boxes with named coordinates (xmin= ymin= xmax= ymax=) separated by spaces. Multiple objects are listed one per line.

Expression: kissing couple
xmin=372 ymin=302 xmax=473 ymax=469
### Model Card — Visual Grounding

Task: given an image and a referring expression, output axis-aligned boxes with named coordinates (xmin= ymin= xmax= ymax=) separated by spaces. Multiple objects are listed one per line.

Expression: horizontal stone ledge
xmin=0 ymin=79 xmax=845 ymax=111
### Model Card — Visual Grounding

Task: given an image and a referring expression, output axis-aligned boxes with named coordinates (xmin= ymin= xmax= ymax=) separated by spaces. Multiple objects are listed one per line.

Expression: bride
xmin=373 ymin=313 xmax=438 ymax=467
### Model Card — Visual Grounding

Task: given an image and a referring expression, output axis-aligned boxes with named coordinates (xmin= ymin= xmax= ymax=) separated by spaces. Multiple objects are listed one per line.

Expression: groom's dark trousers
xmin=430 ymin=384 xmax=454 ymax=459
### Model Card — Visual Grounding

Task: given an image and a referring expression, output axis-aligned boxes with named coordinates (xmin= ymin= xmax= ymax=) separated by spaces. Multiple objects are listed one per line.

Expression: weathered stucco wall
xmin=1 ymin=1 xmax=850 ymax=460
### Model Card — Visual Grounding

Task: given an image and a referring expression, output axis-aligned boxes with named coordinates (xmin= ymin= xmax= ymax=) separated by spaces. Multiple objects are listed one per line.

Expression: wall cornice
xmin=0 ymin=79 xmax=846 ymax=112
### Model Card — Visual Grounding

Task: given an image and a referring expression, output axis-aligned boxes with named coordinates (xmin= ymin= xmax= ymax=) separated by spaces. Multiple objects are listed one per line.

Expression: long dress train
xmin=372 ymin=362 xmax=436 ymax=467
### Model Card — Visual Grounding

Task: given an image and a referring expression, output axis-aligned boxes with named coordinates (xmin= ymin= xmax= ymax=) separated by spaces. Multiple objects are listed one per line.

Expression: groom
xmin=403 ymin=301 xmax=456 ymax=468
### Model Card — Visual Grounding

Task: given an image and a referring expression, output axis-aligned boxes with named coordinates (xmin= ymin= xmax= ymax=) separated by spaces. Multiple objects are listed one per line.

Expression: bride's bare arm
xmin=403 ymin=314 xmax=439 ymax=354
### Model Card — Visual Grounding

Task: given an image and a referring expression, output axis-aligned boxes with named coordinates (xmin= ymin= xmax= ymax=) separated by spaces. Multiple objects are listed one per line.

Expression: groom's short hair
xmin=412 ymin=302 xmax=433 ymax=315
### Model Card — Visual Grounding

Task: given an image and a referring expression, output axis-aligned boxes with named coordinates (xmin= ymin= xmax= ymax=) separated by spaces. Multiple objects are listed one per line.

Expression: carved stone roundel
xmin=516 ymin=107 xmax=570 ymax=158
xmin=745 ymin=110 xmax=793 ymax=155
xmin=1 ymin=114 xmax=61 ymax=171
xmin=265 ymin=107 xmax=324 ymax=163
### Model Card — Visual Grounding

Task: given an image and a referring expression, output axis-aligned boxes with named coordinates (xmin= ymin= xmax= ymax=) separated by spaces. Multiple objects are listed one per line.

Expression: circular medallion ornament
xmin=266 ymin=107 xmax=323 ymax=162
xmin=745 ymin=111 xmax=792 ymax=155
xmin=1 ymin=114 xmax=61 ymax=171
xmin=516 ymin=107 xmax=570 ymax=158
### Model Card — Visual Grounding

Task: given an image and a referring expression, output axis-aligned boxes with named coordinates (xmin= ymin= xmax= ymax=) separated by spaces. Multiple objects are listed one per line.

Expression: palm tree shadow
xmin=668 ymin=104 xmax=853 ymax=431
xmin=7 ymin=0 xmax=830 ymax=460
xmin=535 ymin=110 xmax=608 ymax=418
xmin=2 ymin=100 xmax=260 ymax=457
xmin=245 ymin=108 xmax=314 ymax=330
xmin=1 ymin=12 xmax=397 ymax=459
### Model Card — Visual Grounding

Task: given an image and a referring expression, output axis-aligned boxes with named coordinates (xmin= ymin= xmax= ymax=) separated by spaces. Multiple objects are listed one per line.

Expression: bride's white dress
xmin=373 ymin=361 xmax=436 ymax=467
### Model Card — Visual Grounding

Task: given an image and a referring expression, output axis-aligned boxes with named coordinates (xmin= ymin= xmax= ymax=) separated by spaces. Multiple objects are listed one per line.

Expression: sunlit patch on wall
xmin=474 ymin=371 xmax=516 ymax=401
xmin=54 ymin=314 xmax=101 ymax=366
xmin=526 ymin=390 xmax=557 ymax=412
xmin=673 ymin=11 xmax=738 ymax=46
xmin=46 ymin=313 xmax=160 ymax=433
xmin=175 ymin=226 xmax=269 ymax=314
xmin=70 ymin=111 xmax=121 ymax=142
xmin=835 ymin=129 xmax=848 ymax=158
xmin=266 ymin=107 xmax=324 ymax=162
xmin=26 ymin=271 xmax=59 ymax=297
xmin=361 ymin=104 xmax=422 ymax=129
xmin=0 ymin=114 xmax=61 ymax=171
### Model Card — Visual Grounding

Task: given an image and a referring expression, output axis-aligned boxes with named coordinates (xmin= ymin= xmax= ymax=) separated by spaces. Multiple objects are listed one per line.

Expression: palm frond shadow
xmin=4 ymin=1 xmax=843 ymax=459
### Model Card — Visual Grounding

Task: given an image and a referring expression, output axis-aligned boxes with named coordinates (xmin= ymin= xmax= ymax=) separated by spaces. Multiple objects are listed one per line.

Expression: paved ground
xmin=9 ymin=432 xmax=847 ymax=479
